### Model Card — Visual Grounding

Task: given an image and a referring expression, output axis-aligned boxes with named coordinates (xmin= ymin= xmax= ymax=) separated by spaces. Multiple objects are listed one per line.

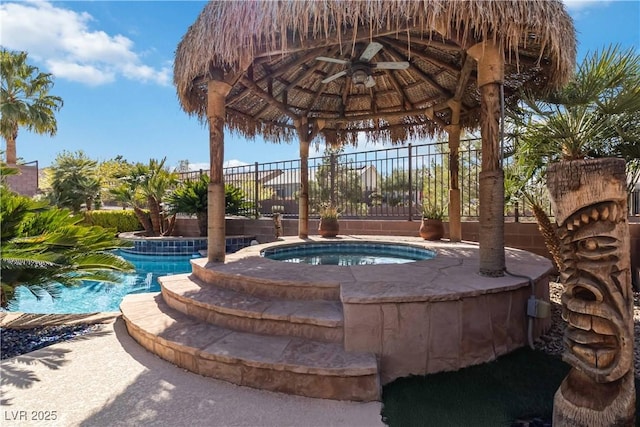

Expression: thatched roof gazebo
xmin=174 ymin=0 xmax=576 ymax=276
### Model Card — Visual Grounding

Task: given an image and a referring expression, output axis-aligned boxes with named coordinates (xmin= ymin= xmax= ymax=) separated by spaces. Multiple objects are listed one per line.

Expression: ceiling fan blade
xmin=374 ymin=61 xmax=410 ymax=70
xmin=316 ymin=56 xmax=349 ymax=65
xmin=364 ymin=76 xmax=376 ymax=88
xmin=321 ymin=70 xmax=347 ymax=84
xmin=359 ymin=42 xmax=383 ymax=62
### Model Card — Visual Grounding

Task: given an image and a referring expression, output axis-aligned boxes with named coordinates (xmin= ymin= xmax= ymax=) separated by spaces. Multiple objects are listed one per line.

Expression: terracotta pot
xmin=318 ymin=218 xmax=339 ymax=238
xmin=419 ymin=218 xmax=444 ymax=240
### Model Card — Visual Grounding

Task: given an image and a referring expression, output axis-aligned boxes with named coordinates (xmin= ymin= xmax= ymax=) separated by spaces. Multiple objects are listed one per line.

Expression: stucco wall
xmin=5 ymin=164 xmax=38 ymax=197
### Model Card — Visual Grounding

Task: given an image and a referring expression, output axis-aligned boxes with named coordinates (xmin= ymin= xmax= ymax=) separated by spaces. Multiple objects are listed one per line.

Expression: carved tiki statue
xmin=547 ymin=158 xmax=635 ymax=427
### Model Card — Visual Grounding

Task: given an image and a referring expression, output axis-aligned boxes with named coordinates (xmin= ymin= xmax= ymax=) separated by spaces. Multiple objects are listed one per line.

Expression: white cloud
xmin=0 ymin=1 xmax=170 ymax=86
xmin=46 ymin=59 xmax=115 ymax=86
xmin=224 ymin=159 xmax=250 ymax=168
xmin=188 ymin=162 xmax=209 ymax=171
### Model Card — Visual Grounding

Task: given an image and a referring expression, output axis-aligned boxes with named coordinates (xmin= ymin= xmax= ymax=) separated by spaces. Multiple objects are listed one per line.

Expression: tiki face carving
xmin=558 ymin=200 xmax=632 ymax=383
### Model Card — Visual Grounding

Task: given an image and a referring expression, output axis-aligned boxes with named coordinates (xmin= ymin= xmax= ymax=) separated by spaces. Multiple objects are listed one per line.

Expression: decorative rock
xmin=1 ymin=324 xmax=101 ymax=359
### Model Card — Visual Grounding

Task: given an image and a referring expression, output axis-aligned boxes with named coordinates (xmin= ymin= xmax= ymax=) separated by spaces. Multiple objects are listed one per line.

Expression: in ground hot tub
xmin=261 ymin=242 xmax=435 ymax=265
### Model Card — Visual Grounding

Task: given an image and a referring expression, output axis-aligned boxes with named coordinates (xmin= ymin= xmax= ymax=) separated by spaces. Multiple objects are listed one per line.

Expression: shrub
xmin=83 ymin=210 xmax=142 ymax=232
xmin=225 ymin=184 xmax=253 ymax=216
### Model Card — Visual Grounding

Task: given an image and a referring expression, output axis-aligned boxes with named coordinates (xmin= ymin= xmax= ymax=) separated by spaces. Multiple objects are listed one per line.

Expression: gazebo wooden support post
xmin=468 ymin=41 xmax=505 ymax=276
xmin=206 ymin=78 xmax=232 ymax=263
xmin=295 ymin=118 xmax=311 ymax=239
xmin=446 ymin=100 xmax=462 ymax=242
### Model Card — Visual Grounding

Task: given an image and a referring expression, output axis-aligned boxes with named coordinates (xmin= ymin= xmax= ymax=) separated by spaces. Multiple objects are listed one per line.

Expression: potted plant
xmin=318 ymin=203 xmax=340 ymax=238
xmin=419 ymin=203 xmax=445 ymax=240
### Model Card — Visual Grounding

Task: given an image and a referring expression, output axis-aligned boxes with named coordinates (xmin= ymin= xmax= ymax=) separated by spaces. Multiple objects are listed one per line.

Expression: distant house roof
xmin=262 ymin=169 xmax=316 ymax=187
xmin=225 ymin=169 xmax=282 ymax=184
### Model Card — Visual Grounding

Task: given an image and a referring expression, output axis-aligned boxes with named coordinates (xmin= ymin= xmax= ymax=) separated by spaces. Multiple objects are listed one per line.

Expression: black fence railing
xmin=179 ymin=140 xmax=640 ymax=220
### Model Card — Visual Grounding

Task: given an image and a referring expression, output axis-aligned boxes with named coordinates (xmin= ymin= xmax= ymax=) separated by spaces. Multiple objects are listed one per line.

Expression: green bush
xmin=83 ymin=210 xmax=142 ymax=232
xmin=225 ymin=184 xmax=253 ymax=216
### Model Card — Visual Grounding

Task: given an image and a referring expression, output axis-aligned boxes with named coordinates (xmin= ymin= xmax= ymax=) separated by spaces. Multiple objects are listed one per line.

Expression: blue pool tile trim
xmin=261 ymin=242 xmax=436 ymax=261
xmin=121 ymin=236 xmax=255 ymax=256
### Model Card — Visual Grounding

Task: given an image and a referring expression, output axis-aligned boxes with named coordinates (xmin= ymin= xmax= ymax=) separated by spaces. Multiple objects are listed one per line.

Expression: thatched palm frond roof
xmin=174 ymin=0 xmax=576 ymax=145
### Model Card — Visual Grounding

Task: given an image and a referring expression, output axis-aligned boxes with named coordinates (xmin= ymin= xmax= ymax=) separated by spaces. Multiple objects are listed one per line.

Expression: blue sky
xmin=1 ymin=0 xmax=639 ymax=170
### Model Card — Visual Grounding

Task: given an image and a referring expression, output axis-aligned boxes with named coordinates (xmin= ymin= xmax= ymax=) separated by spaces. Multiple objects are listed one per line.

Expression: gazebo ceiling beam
xmin=380 ymin=36 xmax=462 ymax=75
xmin=251 ymin=99 xmax=273 ymax=119
xmin=254 ymin=47 xmax=333 ymax=86
xmin=341 ymin=75 xmax=351 ymax=116
xmin=303 ymin=83 xmax=326 ymax=116
xmin=385 ymin=68 xmax=413 ymax=110
xmin=282 ymin=61 xmax=324 ymax=93
xmin=239 ymin=76 xmax=299 ymax=121
xmin=379 ymin=42 xmax=452 ymax=98
xmin=226 ymin=86 xmax=252 ymax=107
xmin=313 ymin=107 xmax=446 ymax=124
xmin=454 ymin=55 xmax=475 ymax=101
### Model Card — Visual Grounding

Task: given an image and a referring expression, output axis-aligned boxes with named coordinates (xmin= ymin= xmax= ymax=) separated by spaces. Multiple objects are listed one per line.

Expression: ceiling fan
xmin=316 ymin=42 xmax=410 ymax=88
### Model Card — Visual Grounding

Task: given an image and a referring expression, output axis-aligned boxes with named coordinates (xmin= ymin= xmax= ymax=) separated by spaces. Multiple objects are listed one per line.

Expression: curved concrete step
xmin=120 ymin=292 xmax=380 ymax=401
xmin=190 ymin=257 xmax=341 ymax=300
xmin=159 ymin=274 xmax=344 ymax=343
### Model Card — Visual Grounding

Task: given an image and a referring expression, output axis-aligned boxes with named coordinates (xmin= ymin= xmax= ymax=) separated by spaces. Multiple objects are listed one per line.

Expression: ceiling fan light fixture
xmin=352 ymin=69 xmax=369 ymax=86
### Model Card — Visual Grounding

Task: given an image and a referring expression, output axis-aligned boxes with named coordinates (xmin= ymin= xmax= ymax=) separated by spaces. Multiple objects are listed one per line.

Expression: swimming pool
xmin=5 ymin=251 xmax=200 ymax=314
xmin=261 ymin=242 xmax=435 ymax=265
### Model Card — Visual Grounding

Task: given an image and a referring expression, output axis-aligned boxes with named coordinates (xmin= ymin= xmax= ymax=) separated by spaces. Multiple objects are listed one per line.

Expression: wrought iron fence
xmin=178 ymin=139 xmax=639 ymax=220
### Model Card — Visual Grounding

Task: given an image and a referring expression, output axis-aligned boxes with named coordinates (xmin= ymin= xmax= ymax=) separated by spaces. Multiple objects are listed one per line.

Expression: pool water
xmin=263 ymin=243 xmax=435 ymax=266
xmin=6 ymin=251 xmax=200 ymax=314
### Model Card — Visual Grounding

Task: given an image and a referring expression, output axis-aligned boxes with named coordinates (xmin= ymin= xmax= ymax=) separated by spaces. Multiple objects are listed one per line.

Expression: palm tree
xmin=49 ymin=150 xmax=101 ymax=213
xmin=513 ymin=45 xmax=640 ymax=173
xmin=111 ymin=158 xmax=178 ymax=237
xmin=0 ymin=187 xmax=134 ymax=308
xmin=0 ymin=49 xmax=63 ymax=165
xmin=138 ymin=158 xmax=178 ymax=235
xmin=508 ymin=45 xmax=639 ymax=267
xmin=512 ymin=45 xmax=639 ymax=426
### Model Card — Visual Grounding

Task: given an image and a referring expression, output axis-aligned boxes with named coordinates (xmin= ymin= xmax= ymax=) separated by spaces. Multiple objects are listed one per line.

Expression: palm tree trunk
xmin=147 ymin=196 xmax=161 ymax=235
xmin=5 ymin=127 xmax=18 ymax=165
xmin=197 ymin=212 xmax=208 ymax=237
xmin=133 ymin=205 xmax=154 ymax=236
xmin=162 ymin=213 xmax=176 ymax=236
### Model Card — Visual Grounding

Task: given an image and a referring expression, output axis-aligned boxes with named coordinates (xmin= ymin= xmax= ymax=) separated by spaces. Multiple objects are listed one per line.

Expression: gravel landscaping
xmin=1 ymin=323 xmax=103 ymax=360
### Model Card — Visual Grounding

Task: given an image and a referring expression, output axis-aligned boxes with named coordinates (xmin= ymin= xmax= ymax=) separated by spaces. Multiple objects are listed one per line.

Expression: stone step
xmin=120 ymin=293 xmax=380 ymax=401
xmin=190 ymin=257 xmax=341 ymax=300
xmin=159 ymin=274 xmax=344 ymax=343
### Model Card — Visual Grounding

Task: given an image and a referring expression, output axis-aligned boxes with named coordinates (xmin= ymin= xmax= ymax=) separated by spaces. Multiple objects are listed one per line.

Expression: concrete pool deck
xmin=0 ymin=315 xmax=383 ymax=427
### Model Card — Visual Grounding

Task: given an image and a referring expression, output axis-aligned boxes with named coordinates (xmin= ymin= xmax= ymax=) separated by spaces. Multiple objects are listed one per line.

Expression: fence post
xmin=514 ymin=200 xmax=519 ymax=223
xmin=254 ymin=161 xmax=259 ymax=218
xmin=330 ymin=152 xmax=337 ymax=208
xmin=408 ymin=144 xmax=413 ymax=221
